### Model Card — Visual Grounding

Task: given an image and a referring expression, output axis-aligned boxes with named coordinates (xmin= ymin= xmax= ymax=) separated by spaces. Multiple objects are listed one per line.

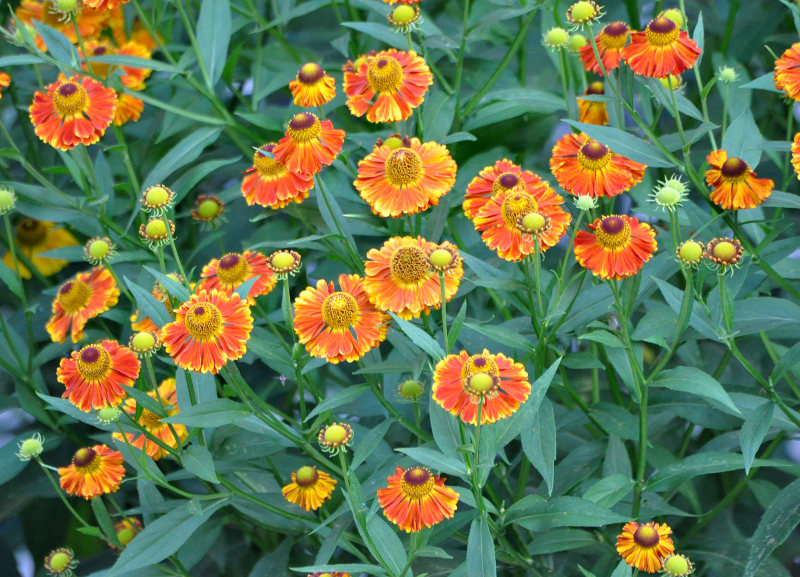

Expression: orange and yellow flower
xmin=363 ymin=236 xmax=463 ymax=320
xmin=241 ymin=143 xmax=314 ymax=209
xmin=377 ymin=466 xmax=459 ymax=533
xmin=160 ymin=289 xmax=253 ymax=374
xmin=56 ymin=340 xmax=141 ymax=412
xmin=83 ymin=0 xmax=131 ymax=10
xmin=579 ymin=21 xmax=631 ymax=74
xmin=616 ymin=521 xmax=675 ymax=573
xmin=16 ymin=2 xmax=108 ymax=52
xmin=108 ymin=6 xmax=159 ymax=50
xmin=294 ymin=274 xmax=389 ymax=364
xmin=343 ymin=49 xmax=432 ymax=123
xmin=463 ymin=159 xmax=549 ymax=219
xmin=622 ymin=16 xmax=701 ymax=78
xmin=282 ymin=466 xmax=336 ymax=511
xmin=46 ymin=267 xmax=120 ymax=344
xmin=0 ymin=72 xmax=9 ymax=99
xmin=775 ymin=42 xmax=800 ymax=100
xmin=30 ymin=75 xmax=116 ymax=151
xmin=198 ymin=251 xmax=277 ymax=304
xmin=574 ymin=215 xmax=657 ymax=280
xmin=550 ymin=132 xmax=646 ymax=198
xmin=578 ymin=81 xmax=609 ymax=126
xmin=272 ymin=113 xmax=345 ymax=175
xmin=114 ymin=41 xmax=153 ymax=90
xmin=792 ymin=133 xmax=800 ymax=180
xmin=2 ymin=219 xmax=78 ymax=279
xmin=289 ymin=63 xmax=336 ymax=107
xmin=704 ymin=150 xmax=773 ymax=210
xmin=354 ymin=137 xmax=457 ymax=217
xmin=58 ymin=444 xmax=126 ymax=500
xmin=112 ymin=378 xmax=187 ymax=460
xmin=114 ymin=93 xmax=144 ymax=126
xmin=130 ymin=276 xmax=178 ymax=333
xmin=432 ymin=350 xmax=530 ymax=425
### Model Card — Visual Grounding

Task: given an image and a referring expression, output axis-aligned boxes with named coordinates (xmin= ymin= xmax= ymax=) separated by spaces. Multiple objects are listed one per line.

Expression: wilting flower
xmin=577 ymin=81 xmax=609 ymax=126
xmin=58 ymin=444 xmax=125 ymax=499
xmin=294 ymin=274 xmax=389 ymax=364
xmin=616 ymin=521 xmax=674 ymax=573
xmin=704 ymin=150 xmax=773 ymax=210
xmin=273 ymin=113 xmax=345 ymax=175
xmin=432 ymin=350 xmax=530 ymax=424
xmin=363 ymin=236 xmax=463 ymax=319
xmin=318 ymin=422 xmax=354 ymax=455
xmin=354 ymin=137 xmax=457 ymax=217
xmin=241 ymin=143 xmax=314 ymax=209
xmin=161 ymin=289 xmax=253 ymax=374
xmin=550 ymin=133 xmax=646 ymax=198
xmin=112 ymin=378 xmax=187 ymax=460
xmin=46 ymin=267 xmax=120 ymax=343
xmin=774 ymin=42 xmax=800 ymax=100
xmin=573 ymin=215 xmax=657 ymax=280
xmin=289 ymin=63 xmax=336 ymax=107
xmin=44 ymin=547 xmax=77 ymax=577
xmin=622 ymin=16 xmax=701 ymax=78
xmin=282 ymin=466 xmax=336 ymax=511
xmin=57 ymin=340 xmax=140 ymax=412
xmin=30 ymin=75 xmax=116 ymax=151
xmin=198 ymin=251 xmax=277 ymax=303
xmin=343 ymin=49 xmax=432 ymax=123
xmin=2 ymin=219 xmax=78 ymax=279
xmin=579 ymin=21 xmax=630 ymax=73
xmin=705 ymin=237 xmax=744 ymax=270
xmin=377 ymin=466 xmax=459 ymax=532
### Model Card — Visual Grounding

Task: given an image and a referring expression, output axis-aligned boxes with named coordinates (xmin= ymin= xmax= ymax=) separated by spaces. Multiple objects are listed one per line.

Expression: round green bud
xmin=545 ymin=27 xmax=569 ymax=48
xmin=656 ymin=186 xmax=681 ymax=206
xmin=145 ymin=219 xmax=167 ymax=238
xmin=88 ymin=239 xmax=111 ymax=260
xmin=718 ymin=66 xmax=737 ymax=83
xmin=56 ymin=0 xmax=78 ymax=12
xmin=96 ymin=406 xmax=121 ymax=423
xmin=131 ymin=331 xmax=156 ymax=352
xmin=117 ymin=528 xmax=135 ymax=547
xmin=567 ymin=33 xmax=588 ymax=52
xmin=522 ymin=212 xmax=547 ymax=232
xmin=661 ymin=8 xmax=684 ymax=28
xmin=429 ymin=248 xmax=454 ymax=269
xmin=569 ymin=1 xmax=598 ymax=23
xmin=469 ymin=373 xmax=495 ymax=393
xmin=295 ymin=466 xmax=317 ymax=484
xmin=383 ymin=136 xmax=405 ymax=150
xmin=144 ymin=186 xmax=171 ymax=208
xmin=398 ymin=379 xmax=424 ymax=399
xmin=48 ymin=552 xmax=71 ymax=573
xmin=679 ymin=241 xmax=703 ymax=263
xmin=0 ymin=188 xmax=16 ymax=213
xmin=18 ymin=436 xmax=44 ymax=459
xmin=663 ymin=554 xmax=692 ymax=577
xmin=712 ymin=240 xmax=737 ymax=261
xmin=574 ymin=195 xmax=596 ymax=211
xmin=323 ymin=424 xmax=349 ymax=445
xmin=392 ymin=5 xmax=417 ymax=25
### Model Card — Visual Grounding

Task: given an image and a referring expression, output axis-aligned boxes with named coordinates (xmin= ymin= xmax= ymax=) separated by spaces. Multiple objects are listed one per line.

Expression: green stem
xmin=558 ymin=47 xmax=574 ymax=119
xmin=439 ymin=272 xmax=449 ymax=353
xmin=471 ymin=399 xmax=486 ymax=517
xmin=36 ymin=458 xmax=92 ymax=528
xmin=452 ymin=0 xmax=471 ymax=125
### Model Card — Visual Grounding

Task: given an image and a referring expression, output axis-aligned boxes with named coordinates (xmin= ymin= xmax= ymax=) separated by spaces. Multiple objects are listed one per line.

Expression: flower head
xmin=704 ymin=150 xmax=773 ymax=210
xmin=16 ymin=1 xmax=107 ymax=51
xmin=705 ymin=237 xmax=743 ymax=270
xmin=388 ymin=4 xmax=420 ymax=31
xmin=140 ymin=185 xmax=175 ymax=215
xmin=114 ymin=93 xmax=144 ymax=126
xmin=774 ymin=42 xmax=800 ymax=100
xmin=84 ymin=237 xmax=116 ymax=265
xmin=574 ymin=215 xmax=657 ymax=280
xmin=616 ymin=521 xmax=675 ymax=573
xmin=139 ymin=217 xmax=175 ymax=249
xmin=96 ymin=406 xmax=121 ymax=425
xmin=282 ymin=466 xmax=336 ymax=511
xmin=544 ymin=27 xmax=569 ymax=49
xmin=574 ymin=194 xmax=598 ymax=211
xmin=267 ymin=250 xmax=302 ymax=278
xmin=289 ymin=63 xmax=336 ymax=107
xmin=44 ymin=547 xmax=77 ymax=577
xmin=2 ymin=219 xmax=78 ymax=279
xmin=0 ymin=73 xmax=10 ymax=100
xmin=428 ymin=242 xmax=461 ymax=273
xmin=273 ymin=113 xmax=345 ymax=175
xmin=577 ymin=81 xmax=609 ymax=126
xmin=0 ymin=186 xmax=16 ymax=214
xmin=718 ymin=66 xmax=737 ymax=83
xmin=198 ymin=251 xmax=277 ymax=304
xmin=677 ymin=240 xmax=704 ymax=267
xmin=622 ymin=16 xmax=701 ymax=77
xmin=397 ymin=379 xmax=424 ymax=400
xmin=17 ymin=433 xmax=45 ymax=461
xmin=651 ymin=175 xmax=688 ymax=211
xmin=377 ymin=466 xmax=459 ymax=532
xmin=567 ymin=33 xmax=588 ymax=52
xmin=566 ymin=1 xmax=602 ymax=25
xmin=111 ymin=518 xmax=142 ymax=549
xmin=579 ymin=21 xmax=630 ymax=73
xmin=242 ymin=143 xmax=315 ymax=208
xmin=662 ymin=554 xmax=694 ymax=577
xmin=463 ymin=159 xmax=552 ymax=218
xmin=318 ymin=422 xmax=354 ymax=455
xmin=46 ymin=267 xmax=120 ymax=343
xmin=58 ymin=444 xmax=125 ymax=499
xmin=192 ymin=194 xmax=225 ymax=223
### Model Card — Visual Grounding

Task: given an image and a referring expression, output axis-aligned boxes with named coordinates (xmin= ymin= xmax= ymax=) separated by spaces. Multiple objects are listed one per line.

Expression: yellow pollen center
xmin=52 ymin=82 xmax=88 ymax=117
xmin=17 ymin=219 xmax=47 ymax=246
xmin=368 ymin=56 xmax=404 ymax=93
xmin=646 ymin=17 xmax=680 ymax=46
xmin=400 ymin=467 xmax=435 ymax=499
xmin=390 ymin=246 xmax=431 ymax=284
xmin=633 ymin=524 xmax=660 ymax=547
xmin=138 ymin=408 xmax=162 ymax=430
xmin=295 ymin=465 xmax=318 ymax=486
xmin=58 ymin=280 xmax=92 ymax=313
xmin=287 ymin=113 xmax=321 ymax=143
xmin=712 ymin=241 xmax=737 ymax=261
xmin=216 ymin=253 xmax=251 ymax=286
xmin=253 ymin=145 xmax=286 ymax=177
xmin=184 ymin=302 xmax=222 ymax=340
xmin=578 ymin=141 xmax=611 ymax=170
xmin=321 ymin=292 xmax=359 ymax=330
xmin=501 ymin=191 xmax=539 ymax=227
xmin=596 ymin=217 xmax=632 ymax=249
xmin=76 ymin=345 xmax=112 ymax=381
xmin=462 ymin=354 xmax=499 ymax=379
xmin=323 ymin=424 xmax=349 ymax=445
xmin=385 ymin=148 xmax=423 ymax=186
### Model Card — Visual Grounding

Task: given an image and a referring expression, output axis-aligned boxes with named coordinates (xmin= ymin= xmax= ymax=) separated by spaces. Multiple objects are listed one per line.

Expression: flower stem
xmin=439 ymin=272 xmax=449 ymax=353
xmin=36 ymin=458 xmax=92 ymax=528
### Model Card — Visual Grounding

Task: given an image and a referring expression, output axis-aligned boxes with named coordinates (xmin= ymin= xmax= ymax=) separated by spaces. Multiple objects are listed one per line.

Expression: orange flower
xmin=704 ymin=150 xmax=773 ymax=210
xmin=363 ymin=236 xmax=463 ymax=320
xmin=463 ymin=159 xmax=550 ymax=219
xmin=160 ymin=289 xmax=253 ymax=374
xmin=112 ymin=378 xmax=187 ymax=460
xmin=0 ymin=72 xmax=9 ymax=99
xmin=343 ymin=49 xmax=432 ymax=123
xmin=56 ymin=340 xmax=141 ymax=412
xmin=574 ymin=215 xmax=657 ymax=280
xmin=130 ymin=276 xmax=177 ymax=333
xmin=16 ymin=2 xmax=108 ymax=52
xmin=83 ymin=0 xmax=130 ymax=10
xmin=46 ymin=267 xmax=120 ymax=343
xmin=775 ymin=42 xmax=800 ymax=100
xmin=622 ymin=16 xmax=701 ymax=78
xmin=294 ymin=274 xmax=389 ymax=364
xmin=432 ymin=350 xmax=530 ymax=425
xmin=108 ymin=6 xmax=158 ymax=50
xmin=272 ymin=112 xmax=345 ymax=175
xmin=2 ymin=219 xmax=78 ymax=279
xmin=282 ymin=466 xmax=336 ymax=511
xmin=354 ymin=137 xmax=456 ymax=217
xmin=470 ymin=184 xmax=572 ymax=261
xmin=241 ymin=143 xmax=314 ymax=208
xmin=550 ymin=132 xmax=646 ymax=198
xmin=579 ymin=21 xmax=630 ymax=73
xmin=30 ymin=75 xmax=116 ymax=151
xmin=792 ymin=133 xmax=800 ymax=179
xmin=616 ymin=521 xmax=674 ymax=573
xmin=58 ymin=444 xmax=126 ymax=500
xmin=114 ymin=41 xmax=153 ymax=90
xmin=114 ymin=93 xmax=144 ymax=126
xmin=577 ymin=81 xmax=609 ymax=126
xmin=289 ymin=63 xmax=336 ymax=107
xmin=198 ymin=251 xmax=277 ymax=303
xmin=377 ymin=466 xmax=459 ymax=533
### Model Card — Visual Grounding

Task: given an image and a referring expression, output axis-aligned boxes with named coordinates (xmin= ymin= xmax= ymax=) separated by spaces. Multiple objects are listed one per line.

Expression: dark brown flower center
xmin=81 ymin=346 xmax=100 ymax=363
xmin=390 ymin=246 xmax=431 ymax=284
xmin=403 ymin=467 xmax=431 ymax=486
xmin=287 ymin=113 xmax=321 ymax=142
xmin=587 ymin=81 xmax=605 ymax=95
xmin=17 ymin=219 xmax=48 ymax=246
xmin=581 ymin=141 xmax=609 ymax=160
xmin=633 ymin=524 xmax=660 ymax=548
xmin=73 ymin=447 xmax=97 ymax=468
xmin=289 ymin=112 xmax=316 ymax=130
xmin=604 ymin=21 xmax=629 ymax=37
xmin=600 ymin=216 xmax=624 ymax=235
xmin=298 ymin=62 xmax=324 ymax=84
xmin=400 ymin=466 xmax=435 ymax=498
xmin=649 ymin=16 xmax=676 ymax=34
xmin=720 ymin=157 xmax=748 ymax=178
xmin=646 ymin=17 xmax=680 ymax=46
xmin=76 ymin=345 xmax=112 ymax=381
xmin=59 ymin=83 xmax=78 ymax=97
xmin=93 ymin=46 xmax=107 ymax=56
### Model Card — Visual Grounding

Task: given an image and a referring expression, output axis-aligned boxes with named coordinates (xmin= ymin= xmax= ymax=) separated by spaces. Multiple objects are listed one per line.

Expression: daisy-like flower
xmin=377 ymin=466 xmax=459 ymax=533
xmin=46 ymin=267 xmax=120 ymax=343
xmin=114 ymin=93 xmax=144 ymax=126
xmin=130 ymin=275 xmax=179 ymax=333
xmin=550 ymin=133 xmax=646 ymax=198
xmin=318 ymin=422 xmax=354 ymax=455
xmin=294 ymin=274 xmax=389 ymax=364
xmin=343 ymin=49 xmax=432 ymax=123
xmin=776 ymin=43 xmax=800 ymax=99
xmin=579 ymin=21 xmax=630 ymax=73
xmin=29 ymin=75 xmax=116 ymax=151
xmin=267 ymin=250 xmax=302 ymax=278
xmin=363 ymin=236 xmax=463 ymax=319
xmin=289 ymin=63 xmax=336 ymax=108
xmin=57 ymin=340 xmax=140 ymax=411
xmin=241 ymin=143 xmax=314 ymax=209
xmin=622 ymin=16 xmax=701 ymax=78
xmin=616 ymin=521 xmax=675 ymax=573
xmin=272 ymin=113 xmax=345 ymax=175
xmin=432 ymin=350 xmax=530 ymax=425
xmin=2 ymin=219 xmax=78 ymax=279
xmin=574 ymin=215 xmax=657 ymax=280
xmin=83 ymin=0 xmax=131 ymax=9
xmin=16 ymin=2 xmax=108 ymax=52
xmin=577 ymin=81 xmax=609 ymax=126
xmin=161 ymin=289 xmax=254 ymax=374
xmin=58 ymin=444 xmax=126 ymax=500
xmin=704 ymin=150 xmax=773 ymax=210
xmin=471 ymin=184 xmax=572 ymax=262
xmin=112 ymin=378 xmax=187 ymax=460
xmin=0 ymin=72 xmax=9 ymax=99
xmin=282 ymin=466 xmax=336 ymax=511
xmin=705 ymin=237 xmax=744 ymax=269
xmin=463 ymin=159 xmax=551 ymax=219
xmin=354 ymin=137 xmax=457 ymax=217
xmin=198 ymin=251 xmax=277 ymax=304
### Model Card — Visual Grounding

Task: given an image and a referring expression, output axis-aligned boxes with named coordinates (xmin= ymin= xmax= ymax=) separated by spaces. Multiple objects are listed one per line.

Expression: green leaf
xmin=196 ymin=0 xmax=231 ymax=88
xmin=351 ymin=420 xmax=391 ymax=470
xmin=91 ymin=498 xmax=118 ymax=545
xmin=364 ymin=516 xmax=407 ymax=577
xmin=142 ymin=127 xmax=223 ymax=188
xmin=722 ymin=110 xmax=763 ymax=167
xmin=341 ymin=22 xmax=407 ymax=50
xmin=742 ymin=72 xmax=782 ymax=93
xmin=497 ymin=358 xmax=561 ymax=448
xmin=293 ymin=565 xmax=386 ymax=576
xmin=527 ymin=529 xmax=599 ymax=555
xmin=652 ymin=367 xmax=740 ymax=414
xmin=0 ymin=260 xmax=24 ymax=301
xmin=647 ymin=452 xmax=756 ymax=490
xmin=88 ymin=53 xmax=184 ymax=74
xmin=429 ymin=394 xmax=461 ymax=456
xmin=182 ymin=445 xmax=219 ymax=483
xmin=565 ymin=121 xmax=672 ymax=167
xmin=745 ymin=478 xmax=800 ymax=577
xmin=504 ymin=496 xmax=628 ymax=530
xmin=144 ymin=267 xmax=190 ymax=302
xmin=390 ymin=314 xmax=445 ymax=360
xmin=467 ymin=517 xmax=496 ymax=577
xmin=448 ymin=301 xmax=468 ymax=352
xmin=732 ymin=297 xmax=800 ymax=335
xmin=464 ymin=321 xmax=534 ymax=351
xmin=740 ymin=401 xmax=774 ymax=475
xmin=305 ymin=385 xmax=369 ymax=422
xmin=396 ymin=447 xmax=467 ymax=476
xmin=162 ymin=399 xmax=252 ymax=427
xmin=32 ymin=21 xmax=78 ymax=67
xmin=762 ymin=191 xmax=800 ymax=209
xmin=522 ymin=398 xmax=556 ymax=496
xmin=582 ymin=474 xmax=634 ymax=508
xmin=125 ymin=276 xmax=172 ymax=328
xmin=0 ymin=55 xmax=47 ymax=67
xmin=578 ymin=330 xmax=625 ymax=348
